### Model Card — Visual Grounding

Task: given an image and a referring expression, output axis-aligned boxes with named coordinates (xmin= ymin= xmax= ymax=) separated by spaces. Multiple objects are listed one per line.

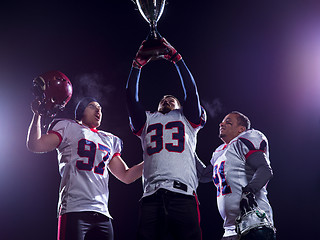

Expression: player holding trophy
xmin=126 ymin=36 xmax=206 ymax=240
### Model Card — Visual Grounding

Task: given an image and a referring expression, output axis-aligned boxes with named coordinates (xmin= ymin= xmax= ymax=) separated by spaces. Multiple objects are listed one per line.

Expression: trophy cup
xmin=135 ymin=0 xmax=166 ymax=46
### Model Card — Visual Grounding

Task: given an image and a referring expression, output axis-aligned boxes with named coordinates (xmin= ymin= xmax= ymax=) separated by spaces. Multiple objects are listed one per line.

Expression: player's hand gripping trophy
xmin=132 ymin=37 xmax=182 ymax=69
xmin=132 ymin=0 xmax=182 ymax=68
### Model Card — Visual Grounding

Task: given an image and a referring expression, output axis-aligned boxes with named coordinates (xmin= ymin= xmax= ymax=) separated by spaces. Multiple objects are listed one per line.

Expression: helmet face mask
xmin=32 ymin=71 xmax=73 ymax=117
xmin=236 ymin=208 xmax=276 ymax=240
xmin=240 ymin=226 xmax=276 ymax=240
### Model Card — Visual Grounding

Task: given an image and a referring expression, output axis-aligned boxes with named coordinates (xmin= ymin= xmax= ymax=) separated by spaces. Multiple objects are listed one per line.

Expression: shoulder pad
xmin=47 ymin=118 xmax=73 ymax=132
xmin=238 ymin=129 xmax=267 ymax=151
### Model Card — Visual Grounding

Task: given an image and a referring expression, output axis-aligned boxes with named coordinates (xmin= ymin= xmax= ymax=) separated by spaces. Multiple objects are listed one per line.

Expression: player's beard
xmin=159 ymin=107 xmax=171 ymax=114
xmin=219 ymin=132 xmax=225 ymax=140
xmin=158 ymin=103 xmax=174 ymax=114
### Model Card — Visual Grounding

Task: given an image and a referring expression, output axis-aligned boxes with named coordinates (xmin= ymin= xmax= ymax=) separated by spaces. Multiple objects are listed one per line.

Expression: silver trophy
xmin=135 ymin=0 xmax=166 ymax=41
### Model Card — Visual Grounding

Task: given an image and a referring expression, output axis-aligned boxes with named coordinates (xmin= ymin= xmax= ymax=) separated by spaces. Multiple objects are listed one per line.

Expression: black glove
xmin=240 ymin=191 xmax=258 ymax=215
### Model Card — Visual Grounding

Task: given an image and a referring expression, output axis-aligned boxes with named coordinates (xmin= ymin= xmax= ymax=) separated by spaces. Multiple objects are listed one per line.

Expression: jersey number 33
xmin=147 ymin=121 xmax=185 ymax=155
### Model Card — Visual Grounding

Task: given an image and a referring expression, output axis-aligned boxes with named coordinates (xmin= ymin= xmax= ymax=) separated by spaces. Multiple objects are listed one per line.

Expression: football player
xmin=126 ymin=38 xmax=206 ymax=240
xmin=209 ymin=111 xmax=276 ymax=240
xmin=27 ymin=96 xmax=143 ymax=240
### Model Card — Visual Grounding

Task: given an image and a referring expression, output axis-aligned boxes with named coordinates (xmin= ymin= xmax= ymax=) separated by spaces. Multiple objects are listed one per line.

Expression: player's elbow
xmin=262 ymin=165 xmax=274 ymax=181
xmin=26 ymin=144 xmax=42 ymax=153
xmin=26 ymin=140 xmax=37 ymax=152
xmin=26 ymin=140 xmax=47 ymax=153
xmin=121 ymin=175 xmax=138 ymax=185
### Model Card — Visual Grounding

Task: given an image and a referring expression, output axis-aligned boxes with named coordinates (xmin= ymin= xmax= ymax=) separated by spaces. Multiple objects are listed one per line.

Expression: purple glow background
xmin=0 ymin=0 xmax=319 ymax=239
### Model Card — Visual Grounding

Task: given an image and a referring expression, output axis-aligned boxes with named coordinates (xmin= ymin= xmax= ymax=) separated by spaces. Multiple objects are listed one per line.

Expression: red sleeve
xmin=112 ymin=152 xmax=121 ymax=159
xmin=48 ymin=130 xmax=62 ymax=147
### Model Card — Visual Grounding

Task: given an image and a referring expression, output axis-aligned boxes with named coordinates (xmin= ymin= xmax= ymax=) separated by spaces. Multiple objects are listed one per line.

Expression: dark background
xmin=0 ymin=0 xmax=319 ymax=239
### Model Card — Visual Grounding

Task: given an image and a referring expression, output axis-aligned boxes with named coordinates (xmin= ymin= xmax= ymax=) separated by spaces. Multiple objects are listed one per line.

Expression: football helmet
xmin=236 ymin=207 xmax=276 ymax=240
xmin=32 ymin=71 xmax=73 ymax=117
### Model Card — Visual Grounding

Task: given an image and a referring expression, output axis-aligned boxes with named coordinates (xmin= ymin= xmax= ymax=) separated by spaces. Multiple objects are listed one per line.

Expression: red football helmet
xmin=32 ymin=71 xmax=73 ymax=117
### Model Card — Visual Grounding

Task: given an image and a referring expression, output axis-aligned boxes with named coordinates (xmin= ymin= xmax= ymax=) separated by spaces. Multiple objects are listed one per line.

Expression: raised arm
xmin=126 ymin=67 xmax=146 ymax=134
xmin=175 ymin=60 xmax=202 ymax=124
xmin=26 ymin=100 xmax=60 ymax=153
xmin=126 ymin=40 xmax=167 ymax=134
xmin=161 ymin=38 xmax=202 ymax=125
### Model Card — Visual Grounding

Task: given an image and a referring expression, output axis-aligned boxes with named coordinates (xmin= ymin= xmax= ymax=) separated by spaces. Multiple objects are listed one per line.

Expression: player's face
xmin=219 ymin=113 xmax=245 ymax=144
xmin=158 ymin=96 xmax=180 ymax=114
xmin=81 ymin=101 xmax=102 ymax=129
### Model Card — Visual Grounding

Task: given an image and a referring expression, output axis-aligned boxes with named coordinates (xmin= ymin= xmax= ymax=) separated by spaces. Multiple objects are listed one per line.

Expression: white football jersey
xmin=137 ymin=109 xmax=205 ymax=197
xmin=210 ymin=129 xmax=274 ymax=237
xmin=48 ymin=119 xmax=122 ymax=218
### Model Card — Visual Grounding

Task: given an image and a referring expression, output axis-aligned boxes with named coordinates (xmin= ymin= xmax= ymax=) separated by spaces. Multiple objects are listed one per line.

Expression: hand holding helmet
xmin=237 ymin=190 xmax=276 ymax=239
xmin=240 ymin=191 xmax=258 ymax=215
xmin=236 ymin=207 xmax=276 ymax=240
xmin=31 ymin=99 xmax=41 ymax=115
xmin=32 ymin=71 xmax=73 ymax=118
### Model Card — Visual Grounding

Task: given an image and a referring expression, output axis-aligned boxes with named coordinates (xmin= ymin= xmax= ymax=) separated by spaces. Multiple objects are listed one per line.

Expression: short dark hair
xmin=230 ymin=111 xmax=251 ymax=129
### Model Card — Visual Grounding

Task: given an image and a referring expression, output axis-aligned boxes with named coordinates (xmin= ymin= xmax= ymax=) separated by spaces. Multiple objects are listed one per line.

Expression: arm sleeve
xmin=243 ymin=151 xmax=274 ymax=193
xmin=110 ymin=136 xmax=123 ymax=162
xmin=47 ymin=119 xmax=68 ymax=148
xmin=126 ymin=67 xmax=147 ymax=134
xmin=195 ymin=153 xmax=213 ymax=183
xmin=113 ymin=136 xmax=123 ymax=155
xmin=175 ymin=60 xmax=202 ymax=126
